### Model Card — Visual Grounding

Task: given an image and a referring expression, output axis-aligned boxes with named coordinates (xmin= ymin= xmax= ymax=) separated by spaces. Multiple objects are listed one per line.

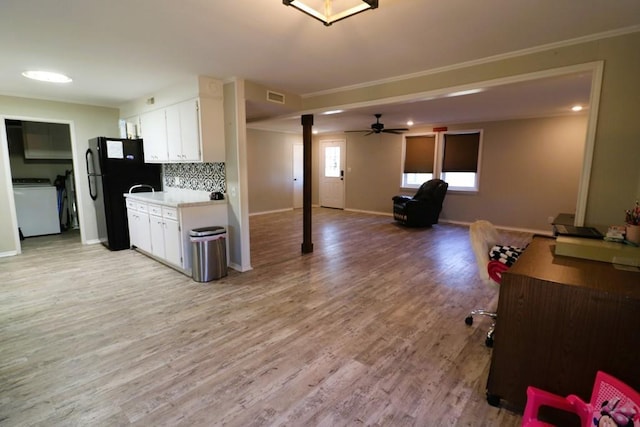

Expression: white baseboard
xmin=229 ymin=262 xmax=253 ymax=272
xmin=0 ymin=250 xmax=19 ymax=258
xmin=249 ymin=208 xmax=294 ymax=217
xmin=439 ymin=218 xmax=553 ymax=236
xmin=84 ymin=239 xmax=102 ymax=245
xmin=344 ymin=208 xmax=393 ymax=217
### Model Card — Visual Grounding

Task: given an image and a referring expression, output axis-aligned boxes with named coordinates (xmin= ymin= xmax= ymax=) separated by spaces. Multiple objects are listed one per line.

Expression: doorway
xmin=319 ymin=139 xmax=345 ymax=209
xmin=2 ymin=118 xmax=80 ymax=253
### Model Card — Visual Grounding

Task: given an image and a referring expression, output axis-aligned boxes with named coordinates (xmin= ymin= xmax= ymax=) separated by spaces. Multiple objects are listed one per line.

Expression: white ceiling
xmin=1 ymin=1 xmax=639 ymax=133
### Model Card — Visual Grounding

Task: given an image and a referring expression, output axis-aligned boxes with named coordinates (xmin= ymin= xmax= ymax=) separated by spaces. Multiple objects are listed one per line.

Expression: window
xmin=324 ymin=146 xmax=341 ymax=177
xmin=402 ymin=135 xmax=435 ymax=187
xmin=402 ymin=130 xmax=482 ymax=191
xmin=441 ymin=132 xmax=481 ymax=191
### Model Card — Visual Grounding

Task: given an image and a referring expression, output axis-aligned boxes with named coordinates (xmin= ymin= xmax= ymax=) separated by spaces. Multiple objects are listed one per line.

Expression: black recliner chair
xmin=392 ymin=179 xmax=448 ymax=227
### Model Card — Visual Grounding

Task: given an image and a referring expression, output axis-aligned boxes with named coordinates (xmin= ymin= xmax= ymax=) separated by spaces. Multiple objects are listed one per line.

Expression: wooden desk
xmin=486 ymin=236 xmax=640 ymax=411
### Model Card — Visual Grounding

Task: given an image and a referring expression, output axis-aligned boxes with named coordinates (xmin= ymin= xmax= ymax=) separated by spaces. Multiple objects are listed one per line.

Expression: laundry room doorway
xmin=3 ymin=118 xmax=81 ymax=253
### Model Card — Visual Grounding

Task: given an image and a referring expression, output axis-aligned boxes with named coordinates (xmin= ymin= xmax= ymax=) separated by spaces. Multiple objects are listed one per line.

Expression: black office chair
xmin=392 ymin=179 xmax=448 ymax=227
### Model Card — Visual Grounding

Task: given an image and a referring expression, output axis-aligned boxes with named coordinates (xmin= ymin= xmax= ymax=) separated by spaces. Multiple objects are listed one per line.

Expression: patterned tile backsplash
xmin=163 ymin=163 xmax=226 ymax=192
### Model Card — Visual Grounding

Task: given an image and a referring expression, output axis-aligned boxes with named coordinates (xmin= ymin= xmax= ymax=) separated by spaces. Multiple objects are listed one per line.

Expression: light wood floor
xmin=0 ymin=208 xmax=530 ymax=426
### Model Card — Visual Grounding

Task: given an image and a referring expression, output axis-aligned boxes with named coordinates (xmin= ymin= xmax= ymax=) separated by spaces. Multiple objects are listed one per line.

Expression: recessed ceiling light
xmin=322 ymin=110 xmax=343 ymax=115
xmin=446 ymin=88 xmax=483 ymax=97
xmin=406 ymin=120 xmax=414 ymax=126
xmin=312 ymin=130 xmax=319 ymax=134
xmin=571 ymin=105 xmax=583 ymax=112
xmin=22 ymin=70 xmax=72 ymax=83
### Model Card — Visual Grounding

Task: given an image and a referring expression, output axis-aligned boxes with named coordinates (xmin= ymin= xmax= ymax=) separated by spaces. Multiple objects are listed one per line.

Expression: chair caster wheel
xmin=485 ymin=333 xmax=494 ymax=347
xmin=465 ymin=316 xmax=473 ymax=326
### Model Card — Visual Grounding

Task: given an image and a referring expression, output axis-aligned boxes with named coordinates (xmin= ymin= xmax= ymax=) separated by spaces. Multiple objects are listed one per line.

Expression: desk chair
xmin=522 ymin=370 xmax=639 ymax=426
xmin=465 ymin=220 xmax=501 ymax=347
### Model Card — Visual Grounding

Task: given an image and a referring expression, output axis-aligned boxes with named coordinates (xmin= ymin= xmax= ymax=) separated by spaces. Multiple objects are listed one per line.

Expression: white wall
xmin=441 ymin=115 xmax=587 ymax=230
xmin=303 ymin=32 xmax=640 ymax=227
xmin=247 ymin=128 xmax=302 ymax=214
xmin=0 ymin=95 xmax=119 ymax=255
xmin=307 ymin=114 xmax=587 ymax=232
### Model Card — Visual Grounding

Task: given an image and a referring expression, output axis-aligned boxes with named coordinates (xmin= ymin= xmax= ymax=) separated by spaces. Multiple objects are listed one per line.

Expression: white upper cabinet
xmin=124 ymin=76 xmax=225 ymax=164
xmin=166 ymin=99 xmax=201 ymax=162
xmin=198 ymin=95 xmax=225 ymax=163
xmin=140 ymin=109 xmax=168 ymax=163
xmin=22 ymin=121 xmax=72 ymax=160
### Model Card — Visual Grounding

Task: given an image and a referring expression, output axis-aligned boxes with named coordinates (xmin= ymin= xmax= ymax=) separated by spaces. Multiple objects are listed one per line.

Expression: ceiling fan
xmin=346 ymin=113 xmax=409 ymax=135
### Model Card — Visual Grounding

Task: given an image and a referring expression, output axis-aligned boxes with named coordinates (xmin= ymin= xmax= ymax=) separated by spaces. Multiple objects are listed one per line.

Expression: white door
xmin=293 ymin=143 xmax=303 ymax=209
xmin=319 ymin=140 xmax=345 ymax=209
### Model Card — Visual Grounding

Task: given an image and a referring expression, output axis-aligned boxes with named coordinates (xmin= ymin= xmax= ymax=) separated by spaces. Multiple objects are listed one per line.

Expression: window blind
xmin=404 ymin=135 xmax=435 ymax=173
xmin=442 ymin=132 xmax=480 ymax=172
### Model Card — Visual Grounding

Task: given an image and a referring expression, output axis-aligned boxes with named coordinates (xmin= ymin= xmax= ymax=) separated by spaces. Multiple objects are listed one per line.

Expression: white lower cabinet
xmin=126 ymin=200 xmax=151 ymax=253
xmin=149 ymin=205 xmax=182 ymax=267
xmin=163 ymin=217 xmax=182 ymax=267
xmin=125 ymin=195 xmax=228 ymax=276
xmin=149 ymin=211 xmax=166 ymax=258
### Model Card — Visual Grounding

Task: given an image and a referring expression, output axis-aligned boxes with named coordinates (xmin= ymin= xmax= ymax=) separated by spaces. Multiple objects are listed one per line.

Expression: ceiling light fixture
xmin=22 ymin=70 xmax=72 ymax=83
xmin=322 ymin=109 xmax=343 ymax=115
xmin=406 ymin=120 xmax=414 ymax=126
xmin=571 ymin=105 xmax=583 ymax=112
xmin=283 ymin=0 xmax=378 ymax=26
xmin=445 ymin=88 xmax=483 ymax=98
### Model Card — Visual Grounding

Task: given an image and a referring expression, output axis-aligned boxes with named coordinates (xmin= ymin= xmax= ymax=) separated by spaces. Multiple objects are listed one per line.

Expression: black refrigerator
xmin=86 ymin=137 xmax=162 ymax=251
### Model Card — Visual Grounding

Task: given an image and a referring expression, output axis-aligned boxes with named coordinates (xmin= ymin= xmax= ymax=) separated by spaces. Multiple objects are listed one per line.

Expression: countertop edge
xmin=124 ymin=192 xmax=227 ymax=208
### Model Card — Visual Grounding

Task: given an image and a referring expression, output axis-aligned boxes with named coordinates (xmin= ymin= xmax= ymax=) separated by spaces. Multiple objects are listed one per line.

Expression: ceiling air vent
xmin=266 ymin=90 xmax=285 ymax=104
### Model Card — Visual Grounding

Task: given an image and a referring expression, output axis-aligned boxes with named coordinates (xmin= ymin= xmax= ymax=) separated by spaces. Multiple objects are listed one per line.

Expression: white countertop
xmin=124 ymin=191 xmax=226 ymax=208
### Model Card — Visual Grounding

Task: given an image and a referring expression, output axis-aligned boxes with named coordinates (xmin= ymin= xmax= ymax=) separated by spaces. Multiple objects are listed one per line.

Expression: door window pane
xmin=324 ymin=146 xmax=340 ymax=177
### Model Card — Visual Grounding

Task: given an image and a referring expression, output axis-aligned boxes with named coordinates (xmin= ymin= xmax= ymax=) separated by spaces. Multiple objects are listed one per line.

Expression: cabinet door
xmin=126 ymin=208 xmax=138 ymax=248
xmin=22 ymin=121 xmax=72 ymax=160
xmin=140 ymin=109 xmax=168 ymax=163
xmin=178 ymin=99 xmax=201 ymax=162
xmin=136 ymin=211 xmax=152 ymax=253
xmin=165 ymin=104 xmax=183 ymax=161
xmin=163 ymin=218 xmax=182 ymax=267
xmin=199 ymin=96 xmax=225 ymax=162
xmin=166 ymin=99 xmax=201 ymax=162
xmin=149 ymin=215 xmax=165 ymax=258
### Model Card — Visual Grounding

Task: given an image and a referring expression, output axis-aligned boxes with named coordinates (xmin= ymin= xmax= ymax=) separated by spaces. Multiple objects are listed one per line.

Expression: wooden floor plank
xmin=0 ymin=208 xmax=528 ymax=426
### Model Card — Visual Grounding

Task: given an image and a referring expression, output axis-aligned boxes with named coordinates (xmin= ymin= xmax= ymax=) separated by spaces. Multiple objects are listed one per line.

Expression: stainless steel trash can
xmin=190 ymin=226 xmax=227 ymax=282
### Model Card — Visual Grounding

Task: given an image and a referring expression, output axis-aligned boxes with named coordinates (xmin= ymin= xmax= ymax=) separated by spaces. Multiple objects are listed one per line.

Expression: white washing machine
xmin=12 ymin=179 xmax=61 ymax=237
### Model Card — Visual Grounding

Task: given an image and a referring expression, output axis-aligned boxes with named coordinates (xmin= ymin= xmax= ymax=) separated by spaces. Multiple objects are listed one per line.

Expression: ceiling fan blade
xmin=382 ymin=129 xmax=409 ymax=134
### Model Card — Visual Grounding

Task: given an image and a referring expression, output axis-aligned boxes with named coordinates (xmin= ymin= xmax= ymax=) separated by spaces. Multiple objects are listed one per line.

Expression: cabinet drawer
xmin=126 ymin=199 xmax=136 ymax=210
xmin=148 ymin=204 xmax=162 ymax=216
xmin=163 ymin=207 xmax=178 ymax=220
xmin=135 ymin=202 xmax=148 ymax=212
